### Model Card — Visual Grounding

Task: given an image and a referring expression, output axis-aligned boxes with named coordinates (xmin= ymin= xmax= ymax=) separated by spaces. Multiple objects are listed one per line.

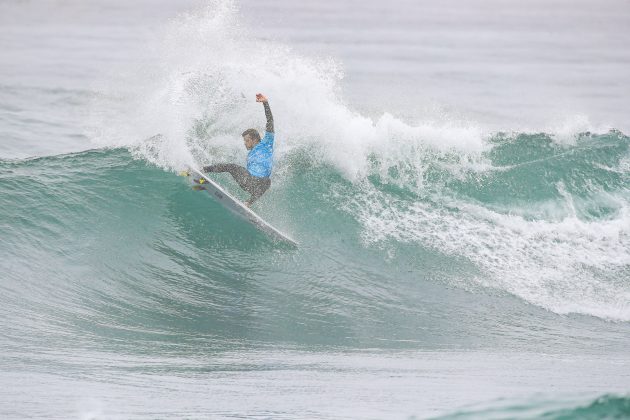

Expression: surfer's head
xmin=242 ymin=128 xmax=261 ymax=150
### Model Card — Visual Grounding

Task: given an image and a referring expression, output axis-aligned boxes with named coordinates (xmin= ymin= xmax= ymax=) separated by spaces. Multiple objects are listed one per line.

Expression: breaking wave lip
xmin=86 ymin=0 xmax=619 ymax=177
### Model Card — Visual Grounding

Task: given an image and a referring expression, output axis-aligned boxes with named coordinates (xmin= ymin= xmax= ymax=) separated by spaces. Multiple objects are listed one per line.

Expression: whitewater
xmin=1 ymin=0 xmax=629 ymax=418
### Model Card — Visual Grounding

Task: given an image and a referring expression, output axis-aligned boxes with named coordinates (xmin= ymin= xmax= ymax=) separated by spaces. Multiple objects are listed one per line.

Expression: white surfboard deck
xmin=183 ymin=166 xmax=298 ymax=247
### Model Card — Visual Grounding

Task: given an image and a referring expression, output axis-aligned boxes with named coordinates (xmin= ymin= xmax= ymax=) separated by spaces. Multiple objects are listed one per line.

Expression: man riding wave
xmin=196 ymin=93 xmax=275 ymax=207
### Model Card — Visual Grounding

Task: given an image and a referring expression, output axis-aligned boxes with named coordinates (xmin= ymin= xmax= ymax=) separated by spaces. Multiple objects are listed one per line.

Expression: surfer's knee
xmin=252 ymin=179 xmax=271 ymax=199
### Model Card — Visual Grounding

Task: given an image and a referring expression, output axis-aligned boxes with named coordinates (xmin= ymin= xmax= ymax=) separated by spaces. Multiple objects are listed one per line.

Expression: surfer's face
xmin=243 ymin=134 xmax=258 ymax=150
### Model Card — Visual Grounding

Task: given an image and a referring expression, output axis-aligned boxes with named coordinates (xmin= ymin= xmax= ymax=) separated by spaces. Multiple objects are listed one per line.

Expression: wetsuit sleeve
xmin=263 ymin=101 xmax=274 ymax=133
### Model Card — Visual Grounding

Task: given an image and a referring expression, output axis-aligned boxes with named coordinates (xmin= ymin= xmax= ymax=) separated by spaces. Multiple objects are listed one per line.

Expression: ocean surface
xmin=1 ymin=0 xmax=629 ymax=418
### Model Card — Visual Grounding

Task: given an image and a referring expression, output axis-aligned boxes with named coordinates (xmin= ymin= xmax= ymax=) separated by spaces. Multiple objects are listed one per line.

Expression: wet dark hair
xmin=241 ymin=128 xmax=261 ymax=142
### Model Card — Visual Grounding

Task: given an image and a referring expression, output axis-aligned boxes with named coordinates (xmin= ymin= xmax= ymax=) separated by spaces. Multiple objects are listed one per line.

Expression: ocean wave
xmin=1 ymin=131 xmax=628 ymax=339
xmin=432 ymin=394 xmax=630 ymax=420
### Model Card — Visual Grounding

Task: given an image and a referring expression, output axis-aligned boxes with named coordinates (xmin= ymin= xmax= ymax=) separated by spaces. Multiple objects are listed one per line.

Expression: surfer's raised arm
xmin=256 ymin=93 xmax=273 ymax=133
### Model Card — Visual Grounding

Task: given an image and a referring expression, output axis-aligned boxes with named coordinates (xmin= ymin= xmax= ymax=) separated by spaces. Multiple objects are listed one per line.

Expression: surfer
xmin=197 ymin=93 xmax=275 ymax=207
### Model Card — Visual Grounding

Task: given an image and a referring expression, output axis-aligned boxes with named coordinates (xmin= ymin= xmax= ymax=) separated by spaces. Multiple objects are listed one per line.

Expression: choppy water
xmin=1 ymin=0 xmax=629 ymax=418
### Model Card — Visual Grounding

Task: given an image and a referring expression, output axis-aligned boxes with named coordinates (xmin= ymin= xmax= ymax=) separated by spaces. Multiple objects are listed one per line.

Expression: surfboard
xmin=180 ymin=167 xmax=298 ymax=247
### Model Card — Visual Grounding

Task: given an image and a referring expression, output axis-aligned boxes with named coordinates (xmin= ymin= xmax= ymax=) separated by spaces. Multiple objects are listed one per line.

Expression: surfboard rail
xmin=184 ymin=167 xmax=298 ymax=247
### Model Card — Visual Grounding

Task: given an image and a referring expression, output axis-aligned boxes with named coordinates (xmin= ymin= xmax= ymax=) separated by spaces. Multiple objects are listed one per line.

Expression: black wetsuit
xmin=203 ymin=102 xmax=274 ymax=205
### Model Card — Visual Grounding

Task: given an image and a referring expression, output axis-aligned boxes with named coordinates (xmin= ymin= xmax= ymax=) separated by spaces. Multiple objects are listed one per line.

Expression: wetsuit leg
xmin=204 ymin=164 xmax=251 ymax=192
xmin=204 ymin=164 xmax=271 ymax=204
xmin=248 ymin=177 xmax=271 ymax=204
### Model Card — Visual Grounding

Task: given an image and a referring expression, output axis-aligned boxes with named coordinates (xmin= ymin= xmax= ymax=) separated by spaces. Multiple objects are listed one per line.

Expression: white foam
xmin=88 ymin=0 xmax=617 ymax=176
xmin=342 ymin=182 xmax=630 ymax=321
xmin=87 ymin=0 xmax=491 ymax=178
xmin=546 ymin=114 xmax=615 ymax=145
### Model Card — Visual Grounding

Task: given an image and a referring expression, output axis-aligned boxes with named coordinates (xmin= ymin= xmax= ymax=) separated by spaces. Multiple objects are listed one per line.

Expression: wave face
xmin=1 ymin=129 xmax=629 ymax=355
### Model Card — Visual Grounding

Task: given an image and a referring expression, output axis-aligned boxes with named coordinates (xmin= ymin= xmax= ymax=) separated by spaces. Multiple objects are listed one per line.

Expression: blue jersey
xmin=247 ymin=131 xmax=274 ymax=178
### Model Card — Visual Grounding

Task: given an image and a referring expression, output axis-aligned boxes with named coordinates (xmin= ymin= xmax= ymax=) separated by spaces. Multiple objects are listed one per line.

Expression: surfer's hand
xmin=255 ymin=93 xmax=268 ymax=103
